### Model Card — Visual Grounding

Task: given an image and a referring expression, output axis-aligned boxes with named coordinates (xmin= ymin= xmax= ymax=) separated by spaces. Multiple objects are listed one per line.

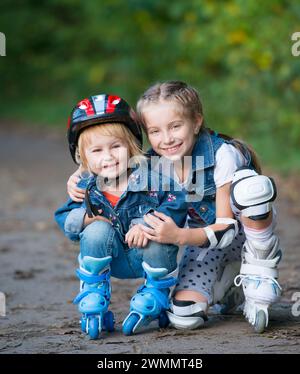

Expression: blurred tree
xmin=0 ymin=0 xmax=299 ymax=170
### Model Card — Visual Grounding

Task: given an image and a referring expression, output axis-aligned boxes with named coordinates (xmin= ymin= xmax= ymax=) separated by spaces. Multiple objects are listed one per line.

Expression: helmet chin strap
xmin=84 ymin=187 xmax=99 ymax=218
xmin=103 ymin=176 xmax=118 ymax=186
xmin=101 ymin=167 xmax=132 ymax=188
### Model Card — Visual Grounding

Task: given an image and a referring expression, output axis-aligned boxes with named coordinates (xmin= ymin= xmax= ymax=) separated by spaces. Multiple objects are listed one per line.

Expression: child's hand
xmin=140 ymin=211 xmax=181 ymax=245
xmin=125 ymin=225 xmax=149 ymax=248
xmin=83 ymin=210 xmax=112 ymax=227
xmin=67 ymin=167 xmax=86 ymax=202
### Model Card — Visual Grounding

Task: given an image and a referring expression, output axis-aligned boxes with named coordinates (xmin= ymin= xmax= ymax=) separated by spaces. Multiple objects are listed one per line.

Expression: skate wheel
xmin=158 ymin=311 xmax=169 ymax=328
xmin=122 ymin=313 xmax=140 ymax=336
xmin=87 ymin=316 xmax=100 ymax=339
xmin=254 ymin=310 xmax=266 ymax=334
xmin=104 ymin=311 xmax=115 ymax=332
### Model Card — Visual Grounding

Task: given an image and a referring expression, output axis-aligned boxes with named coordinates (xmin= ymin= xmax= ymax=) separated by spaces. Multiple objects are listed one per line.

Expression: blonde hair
xmin=77 ymin=123 xmax=145 ymax=170
xmin=137 ymin=80 xmax=262 ymax=173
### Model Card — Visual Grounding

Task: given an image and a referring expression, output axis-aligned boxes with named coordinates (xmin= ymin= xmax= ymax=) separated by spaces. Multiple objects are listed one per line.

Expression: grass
xmin=0 ymin=96 xmax=75 ymax=129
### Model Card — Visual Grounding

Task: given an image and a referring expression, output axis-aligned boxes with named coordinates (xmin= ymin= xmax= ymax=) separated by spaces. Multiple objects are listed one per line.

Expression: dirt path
xmin=0 ymin=125 xmax=299 ymax=354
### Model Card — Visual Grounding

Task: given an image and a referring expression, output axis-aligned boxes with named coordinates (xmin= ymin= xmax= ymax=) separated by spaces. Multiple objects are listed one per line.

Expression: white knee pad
xmin=231 ymin=168 xmax=276 ymax=220
xmin=167 ymin=300 xmax=208 ymax=330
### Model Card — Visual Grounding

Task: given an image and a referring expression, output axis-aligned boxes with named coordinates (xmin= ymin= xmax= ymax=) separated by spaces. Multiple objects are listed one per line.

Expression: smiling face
xmin=82 ymin=133 xmax=129 ymax=179
xmin=78 ymin=123 xmax=145 ymax=182
xmin=142 ymin=100 xmax=203 ymax=161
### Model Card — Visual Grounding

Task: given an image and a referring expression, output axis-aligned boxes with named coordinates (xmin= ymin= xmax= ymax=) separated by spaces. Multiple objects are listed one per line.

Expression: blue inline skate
xmin=73 ymin=255 xmax=115 ymax=339
xmin=122 ymin=262 xmax=177 ymax=335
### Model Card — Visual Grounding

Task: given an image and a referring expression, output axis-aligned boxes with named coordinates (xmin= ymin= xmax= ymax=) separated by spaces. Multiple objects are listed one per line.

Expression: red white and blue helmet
xmin=67 ymin=94 xmax=143 ymax=163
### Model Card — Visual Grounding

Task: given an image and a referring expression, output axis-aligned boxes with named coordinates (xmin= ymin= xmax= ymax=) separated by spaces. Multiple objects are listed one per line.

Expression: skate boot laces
xmin=234 ymin=274 xmax=282 ymax=292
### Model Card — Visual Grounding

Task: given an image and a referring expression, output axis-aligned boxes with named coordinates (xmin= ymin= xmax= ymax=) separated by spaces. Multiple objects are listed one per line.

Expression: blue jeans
xmin=79 ymin=220 xmax=178 ymax=279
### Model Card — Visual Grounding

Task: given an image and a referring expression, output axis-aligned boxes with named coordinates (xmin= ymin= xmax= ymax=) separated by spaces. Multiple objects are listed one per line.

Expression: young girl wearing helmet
xmin=55 ymin=93 xmax=188 ymax=339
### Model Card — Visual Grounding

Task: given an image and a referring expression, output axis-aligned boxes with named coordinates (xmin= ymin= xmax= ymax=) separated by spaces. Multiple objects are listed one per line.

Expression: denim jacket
xmin=54 ymin=164 xmax=188 ymax=242
xmin=147 ymin=129 xmax=254 ymax=228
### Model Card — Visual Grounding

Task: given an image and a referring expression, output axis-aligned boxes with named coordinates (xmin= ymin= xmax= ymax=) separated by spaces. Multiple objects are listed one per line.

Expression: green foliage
xmin=0 ymin=0 xmax=299 ymax=171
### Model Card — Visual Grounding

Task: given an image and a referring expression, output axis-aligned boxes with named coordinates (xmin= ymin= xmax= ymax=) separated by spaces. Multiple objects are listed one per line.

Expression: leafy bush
xmin=0 ymin=0 xmax=299 ymax=171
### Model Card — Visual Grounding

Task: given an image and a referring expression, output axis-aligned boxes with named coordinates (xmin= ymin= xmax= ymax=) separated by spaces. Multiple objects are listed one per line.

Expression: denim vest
xmin=85 ymin=167 xmax=187 ymax=241
xmin=147 ymin=129 xmax=253 ymax=228
xmin=54 ymin=165 xmax=188 ymax=242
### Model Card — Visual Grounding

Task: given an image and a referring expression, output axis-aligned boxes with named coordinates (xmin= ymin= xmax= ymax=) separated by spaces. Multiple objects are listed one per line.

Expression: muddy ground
xmin=0 ymin=125 xmax=299 ymax=354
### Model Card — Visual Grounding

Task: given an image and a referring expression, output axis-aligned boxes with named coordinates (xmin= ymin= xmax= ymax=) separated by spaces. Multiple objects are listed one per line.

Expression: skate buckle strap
xmin=73 ymin=288 xmax=109 ymax=305
xmin=75 ymin=268 xmax=110 ymax=284
xmin=244 ymin=252 xmax=281 ymax=269
xmin=135 ymin=275 xmax=177 ymax=310
xmin=240 ymin=262 xmax=278 ymax=278
xmin=146 ymin=275 xmax=177 ymax=289
xmin=137 ymin=286 xmax=170 ymax=309
xmin=242 ymin=203 xmax=272 ymax=218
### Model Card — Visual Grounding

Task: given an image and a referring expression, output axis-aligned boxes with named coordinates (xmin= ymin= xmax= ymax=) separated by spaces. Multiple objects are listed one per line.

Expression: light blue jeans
xmin=79 ymin=219 xmax=178 ymax=278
